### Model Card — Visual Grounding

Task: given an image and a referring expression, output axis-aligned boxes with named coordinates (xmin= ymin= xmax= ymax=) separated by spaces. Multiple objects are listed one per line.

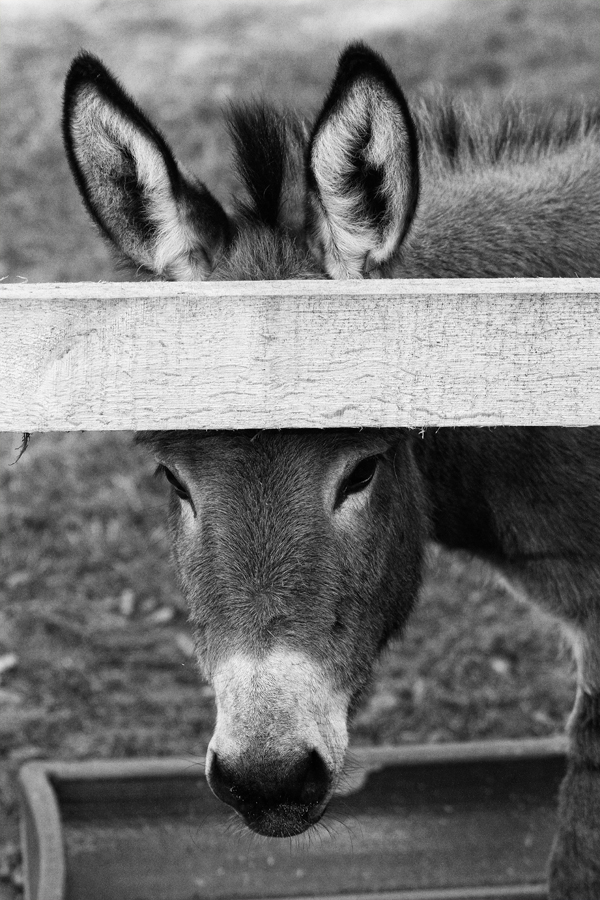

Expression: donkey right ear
xmin=63 ymin=53 xmax=229 ymax=279
xmin=308 ymin=44 xmax=419 ymax=279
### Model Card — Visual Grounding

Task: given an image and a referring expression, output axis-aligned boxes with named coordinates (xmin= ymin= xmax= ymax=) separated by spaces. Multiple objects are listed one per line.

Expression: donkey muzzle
xmin=205 ymin=649 xmax=349 ymax=836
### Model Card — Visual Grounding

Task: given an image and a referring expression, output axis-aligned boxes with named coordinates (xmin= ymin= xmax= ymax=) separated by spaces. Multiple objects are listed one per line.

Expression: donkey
xmin=63 ymin=44 xmax=600 ymax=897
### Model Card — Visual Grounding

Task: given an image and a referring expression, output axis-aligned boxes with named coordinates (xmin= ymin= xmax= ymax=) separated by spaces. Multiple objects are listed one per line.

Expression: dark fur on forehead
xmin=226 ymin=102 xmax=306 ymax=228
xmin=417 ymin=95 xmax=600 ymax=169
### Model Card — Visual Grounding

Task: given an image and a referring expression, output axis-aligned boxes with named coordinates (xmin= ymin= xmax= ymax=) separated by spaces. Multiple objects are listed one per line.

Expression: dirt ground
xmin=2 ymin=0 xmax=599 ymax=893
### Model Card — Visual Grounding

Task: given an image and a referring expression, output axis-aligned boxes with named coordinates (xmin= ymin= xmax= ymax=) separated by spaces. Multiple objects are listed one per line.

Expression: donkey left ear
xmin=308 ymin=44 xmax=419 ymax=278
xmin=63 ymin=53 xmax=229 ymax=280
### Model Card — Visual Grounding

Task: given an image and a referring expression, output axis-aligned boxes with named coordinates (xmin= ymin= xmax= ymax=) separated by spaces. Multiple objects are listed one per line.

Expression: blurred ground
xmin=1 ymin=0 xmax=598 ymax=893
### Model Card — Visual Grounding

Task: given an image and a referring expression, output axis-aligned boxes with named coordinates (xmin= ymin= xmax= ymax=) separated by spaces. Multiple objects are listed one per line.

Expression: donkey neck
xmin=412 ymin=427 xmax=600 ymax=566
xmin=389 ymin=139 xmax=600 ymax=278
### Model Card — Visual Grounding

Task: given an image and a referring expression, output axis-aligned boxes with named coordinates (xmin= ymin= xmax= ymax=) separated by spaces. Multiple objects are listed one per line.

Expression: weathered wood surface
xmin=1 ymin=279 xmax=600 ymax=430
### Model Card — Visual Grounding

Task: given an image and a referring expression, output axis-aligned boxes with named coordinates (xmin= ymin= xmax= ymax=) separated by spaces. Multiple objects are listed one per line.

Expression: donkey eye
xmin=342 ymin=455 xmax=380 ymax=499
xmin=157 ymin=465 xmax=191 ymax=502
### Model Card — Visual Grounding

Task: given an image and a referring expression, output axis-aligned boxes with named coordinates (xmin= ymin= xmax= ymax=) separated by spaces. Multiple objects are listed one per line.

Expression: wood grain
xmin=2 ymin=279 xmax=600 ymax=430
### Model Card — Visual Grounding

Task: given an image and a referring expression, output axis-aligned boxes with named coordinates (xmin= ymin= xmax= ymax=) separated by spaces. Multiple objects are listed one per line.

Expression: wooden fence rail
xmin=2 ymin=278 xmax=600 ymax=431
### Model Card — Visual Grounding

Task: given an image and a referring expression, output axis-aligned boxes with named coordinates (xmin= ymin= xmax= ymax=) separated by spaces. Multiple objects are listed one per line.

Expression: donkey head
xmin=63 ymin=45 xmax=424 ymax=836
xmin=138 ymin=429 xmax=427 ymax=836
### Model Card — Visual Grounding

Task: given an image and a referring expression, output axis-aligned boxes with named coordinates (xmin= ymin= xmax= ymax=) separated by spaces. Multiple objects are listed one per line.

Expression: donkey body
xmin=63 ymin=45 xmax=600 ymax=897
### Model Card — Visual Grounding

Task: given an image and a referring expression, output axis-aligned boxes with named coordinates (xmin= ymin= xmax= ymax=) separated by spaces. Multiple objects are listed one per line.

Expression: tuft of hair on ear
xmin=308 ymin=42 xmax=419 ymax=279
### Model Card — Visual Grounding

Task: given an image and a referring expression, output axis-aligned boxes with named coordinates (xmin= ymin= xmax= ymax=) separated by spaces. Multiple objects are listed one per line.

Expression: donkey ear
xmin=308 ymin=44 xmax=419 ymax=278
xmin=63 ymin=53 xmax=229 ymax=279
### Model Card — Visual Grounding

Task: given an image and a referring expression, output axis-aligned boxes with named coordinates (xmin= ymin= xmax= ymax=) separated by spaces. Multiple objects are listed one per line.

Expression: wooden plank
xmin=1 ymin=278 xmax=600 ymax=430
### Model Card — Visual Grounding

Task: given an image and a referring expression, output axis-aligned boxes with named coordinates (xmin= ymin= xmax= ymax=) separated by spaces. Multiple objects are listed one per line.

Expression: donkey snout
xmin=206 ymin=747 xmax=332 ymax=836
xmin=206 ymin=649 xmax=349 ymax=835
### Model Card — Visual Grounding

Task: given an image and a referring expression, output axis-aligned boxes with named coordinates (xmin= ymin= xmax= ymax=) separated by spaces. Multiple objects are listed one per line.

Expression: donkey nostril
xmin=297 ymin=748 xmax=330 ymax=807
xmin=207 ymin=751 xmax=247 ymax=811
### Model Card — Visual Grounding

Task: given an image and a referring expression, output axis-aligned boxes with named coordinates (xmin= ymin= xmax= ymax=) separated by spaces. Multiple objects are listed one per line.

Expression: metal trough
xmin=19 ymin=737 xmax=567 ymax=900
